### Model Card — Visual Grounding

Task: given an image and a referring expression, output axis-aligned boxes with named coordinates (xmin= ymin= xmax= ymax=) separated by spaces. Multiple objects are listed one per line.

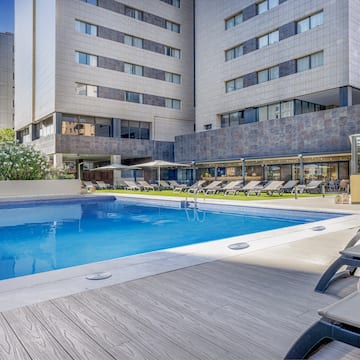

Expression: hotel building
xmin=0 ymin=32 xmax=14 ymax=129
xmin=14 ymin=0 xmax=360 ymax=184
xmin=175 ymin=0 xmax=360 ymax=183
xmin=14 ymin=0 xmax=194 ymax=181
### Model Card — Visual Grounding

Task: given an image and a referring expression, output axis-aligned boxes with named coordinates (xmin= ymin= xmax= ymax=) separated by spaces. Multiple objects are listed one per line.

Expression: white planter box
xmin=0 ymin=180 xmax=82 ymax=197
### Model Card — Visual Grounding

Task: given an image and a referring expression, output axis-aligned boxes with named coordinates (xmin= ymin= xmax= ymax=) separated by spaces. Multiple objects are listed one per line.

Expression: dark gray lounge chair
xmin=285 ymin=291 xmax=360 ymax=359
xmin=315 ymin=229 xmax=360 ymax=292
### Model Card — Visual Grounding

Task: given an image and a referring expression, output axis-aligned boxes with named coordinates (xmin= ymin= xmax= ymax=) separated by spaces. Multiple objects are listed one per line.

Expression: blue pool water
xmin=0 ymin=196 xmax=346 ymax=280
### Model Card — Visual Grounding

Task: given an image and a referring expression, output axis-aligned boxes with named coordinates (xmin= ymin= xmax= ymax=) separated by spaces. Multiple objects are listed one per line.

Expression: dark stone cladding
xmin=242 ymin=3 xmax=257 ymax=21
xmin=98 ymin=87 xmax=125 ymax=101
xmin=243 ymin=38 xmax=257 ymax=55
xmin=279 ymin=59 xmax=296 ymax=77
xmin=54 ymin=134 xmax=175 ymax=161
xmin=143 ymin=94 xmax=166 ymax=107
xmin=98 ymin=0 xmax=125 ymax=14
xmin=279 ymin=21 xmax=296 ymax=41
xmin=97 ymin=86 xmax=170 ymax=108
xmin=98 ymin=56 xmax=167 ymax=81
xmin=98 ymin=0 xmax=171 ymax=30
xmin=97 ymin=26 xmax=169 ymax=56
xmin=174 ymin=104 xmax=360 ymax=162
xmin=243 ymin=72 xmax=257 ymax=88
xmin=98 ymin=56 xmax=124 ymax=72
xmin=98 ymin=26 xmax=124 ymax=43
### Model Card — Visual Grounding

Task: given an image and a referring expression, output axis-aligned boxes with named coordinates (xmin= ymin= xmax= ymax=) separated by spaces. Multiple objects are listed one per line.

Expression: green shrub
xmin=0 ymin=141 xmax=49 ymax=180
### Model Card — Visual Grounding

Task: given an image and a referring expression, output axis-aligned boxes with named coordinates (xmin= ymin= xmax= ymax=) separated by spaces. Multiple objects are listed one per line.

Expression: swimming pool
xmin=0 ymin=196 xmax=347 ymax=280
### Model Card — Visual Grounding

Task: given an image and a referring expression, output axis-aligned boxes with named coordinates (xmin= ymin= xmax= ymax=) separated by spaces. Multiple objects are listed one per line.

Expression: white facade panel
xmin=14 ymin=0 xmax=33 ymax=130
xmin=0 ymin=32 xmax=14 ymax=129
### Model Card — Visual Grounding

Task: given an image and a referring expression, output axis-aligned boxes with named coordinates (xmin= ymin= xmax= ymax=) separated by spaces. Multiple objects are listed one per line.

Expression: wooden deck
xmin=1 ymin=227 xmax=360 ymax=359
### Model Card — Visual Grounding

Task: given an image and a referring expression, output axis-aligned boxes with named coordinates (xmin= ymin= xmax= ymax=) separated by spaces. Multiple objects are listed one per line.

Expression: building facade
xmin=14 ymin=0 xmax=194 ymax=180
xmin=0 ymin=32 xmax=14 ymax=129
xmin=14 ymin=0 xmax=360 ymax=185
xmin=175 ymin=0 xmax=360 ymax=184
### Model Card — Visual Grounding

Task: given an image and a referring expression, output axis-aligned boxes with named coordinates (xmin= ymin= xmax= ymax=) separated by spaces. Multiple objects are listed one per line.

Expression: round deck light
xmin=86 ymin=272 xmax=112 ymax=280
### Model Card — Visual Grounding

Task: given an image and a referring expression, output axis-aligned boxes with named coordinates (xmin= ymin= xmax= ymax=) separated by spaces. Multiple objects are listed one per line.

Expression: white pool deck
xmin=0 ymin=194 xmax=360 ymax=359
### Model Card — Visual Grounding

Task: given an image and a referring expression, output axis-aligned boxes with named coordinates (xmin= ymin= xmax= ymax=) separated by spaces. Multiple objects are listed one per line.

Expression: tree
xmin=0 ymin=141 xmax=49 ymax=180
xmin=0 ymin=128 xmax=15 ymax=143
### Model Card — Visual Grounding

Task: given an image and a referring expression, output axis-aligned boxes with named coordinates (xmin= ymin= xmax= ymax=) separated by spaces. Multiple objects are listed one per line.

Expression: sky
xmin=0 ymin=0 xmax=14 ymax=33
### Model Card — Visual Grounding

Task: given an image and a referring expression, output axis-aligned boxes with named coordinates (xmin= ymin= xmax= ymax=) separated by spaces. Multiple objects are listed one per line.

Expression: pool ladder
xmin=182 ymin=190 xmax=206 ymax=222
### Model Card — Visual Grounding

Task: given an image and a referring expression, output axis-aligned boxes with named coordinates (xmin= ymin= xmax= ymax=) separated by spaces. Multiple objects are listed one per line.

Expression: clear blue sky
xmin=0 ymin=0 xmax=14 ymax=33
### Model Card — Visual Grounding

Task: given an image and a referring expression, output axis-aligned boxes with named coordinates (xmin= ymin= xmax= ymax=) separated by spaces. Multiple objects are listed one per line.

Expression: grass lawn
xmin=97 ymin=189 xmax=327 ymax=201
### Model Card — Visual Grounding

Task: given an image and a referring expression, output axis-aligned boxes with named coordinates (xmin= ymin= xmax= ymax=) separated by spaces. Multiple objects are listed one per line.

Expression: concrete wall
xmin=174 ymin=104 xmax=360 ymax=162
xmin=0 ymin=180 xmax=82 ymax=197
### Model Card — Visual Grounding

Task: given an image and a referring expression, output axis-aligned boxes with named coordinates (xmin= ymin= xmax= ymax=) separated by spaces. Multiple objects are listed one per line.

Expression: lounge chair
xmin=305 ymin=180 xmax=323 ymax=193
xmin=187 ymin=180 xmax=206 ymax=193
xmin=124 ymin=180 xmax=141 ymax=191
xmin=247 ymin=181 xmax=285 ymax=196
xmin=238 ymin=180 xmax=262 ymax=196
xmin=82 ymin=181 xmax=96 ymax=191
xmin=197 ymin=180 xmax=223 ymax=195
xmin=169 ymin=180 xmax=188 ymax=192
xmin=95 ymin=180 xmax=112 ymax=189
xmin=285 ymin=291 xmax=360 ymax=359
xmin=282 ymin=180 xmax=299 ymax=193
xmin=216 ymin=181 xmax=243 ymax=196
xmin=138 ymin=180 xmax=157 ymax=191
xmin=159 ymin=180 xmax=172 ymax=190
xmin=315 ymin=229 xmax=360 ymax=293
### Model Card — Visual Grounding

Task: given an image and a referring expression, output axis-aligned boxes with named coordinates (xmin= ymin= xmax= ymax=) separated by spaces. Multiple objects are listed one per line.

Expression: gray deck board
xmin=1 ymin=227 xmax=360 ymax=359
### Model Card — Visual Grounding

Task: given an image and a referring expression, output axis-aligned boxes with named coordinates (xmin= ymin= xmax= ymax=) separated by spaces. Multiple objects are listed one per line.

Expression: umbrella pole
xmin=158 ymin=167 xmax=161 ymax=190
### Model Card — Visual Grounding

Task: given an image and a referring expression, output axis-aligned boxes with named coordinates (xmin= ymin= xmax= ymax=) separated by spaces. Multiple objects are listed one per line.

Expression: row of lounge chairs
xmin=285 ymin=229 xmax=360 ymax=358
xmin=175 ymin=179 xmax=324 ymax=196
xmin=83 ymin=179 xmax=325 ymax=195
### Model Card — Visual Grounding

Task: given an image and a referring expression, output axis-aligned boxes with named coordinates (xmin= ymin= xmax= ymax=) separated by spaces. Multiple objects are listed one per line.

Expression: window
xmin=165 ymin=72 xmax=181 ymax=84
xmin=160 ymin=0 xmax=180 ymax=8
xmin=204 ymin=124 xmax=212 ymax=130
xmin=75 ymin=51 xmax=97 ymax=66
xmin=81 ymin=0 xmax=98 ymax=5
xmin=225 ymin=12 xmax=243 ymax=30
xmin=40 ymin=118 xmax=54 ymax=137
xmin=76 ymin=83 xmax=98 ymax=97
xmin=258 ymin=66 xmax=279 ymax=83
xmin=221 ymin=111 xmax=244 ymax=127
xmin=124 ymin=63 xmax=144 ymax=76
xmin=121 ymin=120 xmax=150 ymax=138
xmin=226 ymin=77 xmax=244 ymax=93
xmin=165 ymin=98 xmax=181 ymax=109
xmin=225 ymin=44 xmax=243 ymax=61
xmin=258 ymin=30 xmax=279 ymax=48
xmin=257 ymin=0 xmax=279 ymax=15
xmin=164 ymin=46 xmax=180 ymax=58
xmin=125 ymin=91 xmax=143 ymax=104
xmin=297 ymin=11 xmax=323 ymax=34
xmin=124 ymin=35 xmax=143 ymax=48
xmin=75 ymin=20 xmax=97 ymax=36
xmin=297 ymin=51 xmax=323 ymax=72
xmin=166 ymin=20 xmax=181 ymax=33
xmin=125 ymin=6 xmax=143 ymax=20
